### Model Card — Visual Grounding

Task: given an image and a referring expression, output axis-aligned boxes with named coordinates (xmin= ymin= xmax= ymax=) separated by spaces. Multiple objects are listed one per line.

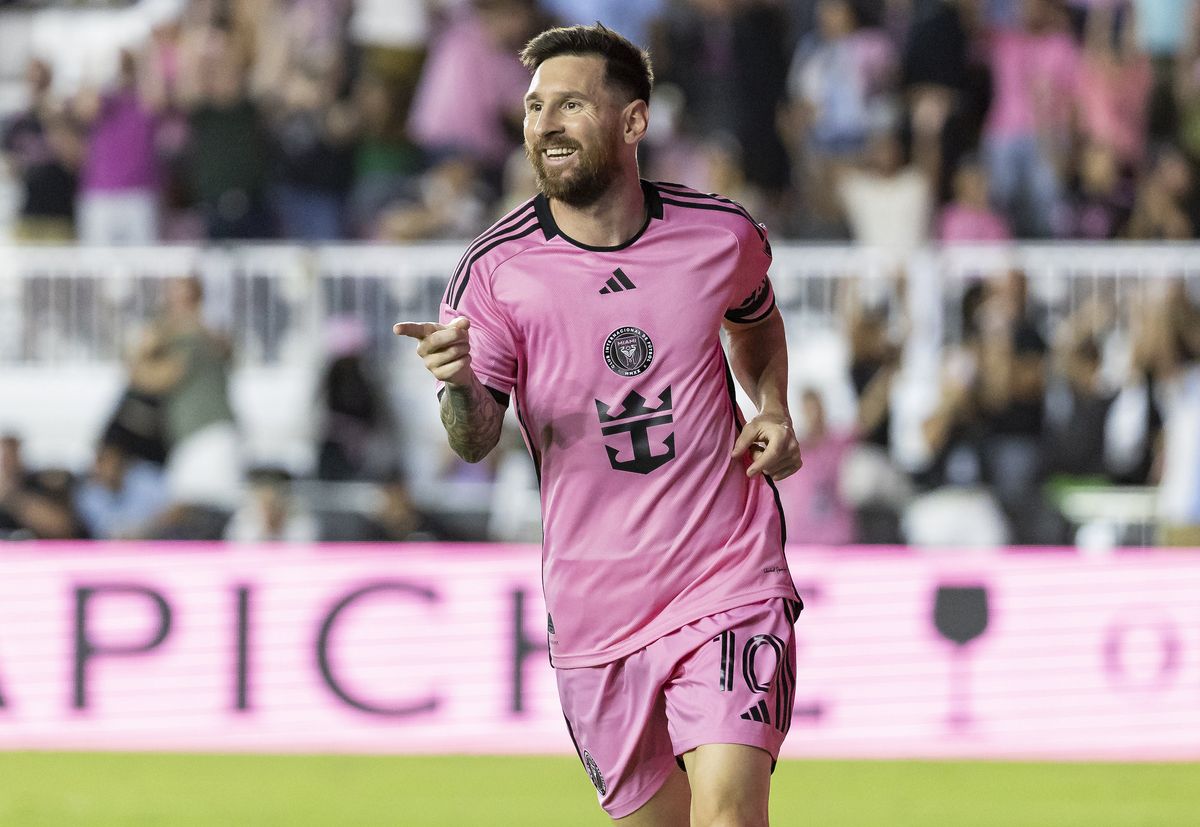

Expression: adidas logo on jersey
xmin=598 ymin=268 xmax=637 ymax=294
xmin=740 ymin=699 xmax=771 ymax=724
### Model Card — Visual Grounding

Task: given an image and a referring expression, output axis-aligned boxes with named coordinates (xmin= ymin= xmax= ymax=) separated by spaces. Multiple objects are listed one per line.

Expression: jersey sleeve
xmin=724 ymin=217 xmax=777 ymax=325
xmin=437 ymin=268 xmax=518 ymax=405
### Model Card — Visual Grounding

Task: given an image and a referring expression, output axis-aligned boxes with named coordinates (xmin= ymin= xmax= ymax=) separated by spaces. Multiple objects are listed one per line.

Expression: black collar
xmin=534 ymin=180 xmax=664 ymax=252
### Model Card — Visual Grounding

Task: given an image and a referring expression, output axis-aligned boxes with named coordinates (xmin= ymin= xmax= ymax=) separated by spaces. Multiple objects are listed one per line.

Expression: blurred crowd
xmin=1 ymin=274 xmax=474 ymax=542
xmin=774 ymin=270 xmax=1200 ymax=549
xmin=3 ymin=0 xmax=1200 ymax=548
xmin=7 ymin=0 xmax=1200 ymax=245
xmin=3 ymin=266 xmax=1200 ymax=547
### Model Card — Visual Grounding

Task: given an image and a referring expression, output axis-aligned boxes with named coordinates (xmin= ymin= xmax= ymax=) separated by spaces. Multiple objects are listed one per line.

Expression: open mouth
xmin=543 ymin=146 xmax=577 ymax=162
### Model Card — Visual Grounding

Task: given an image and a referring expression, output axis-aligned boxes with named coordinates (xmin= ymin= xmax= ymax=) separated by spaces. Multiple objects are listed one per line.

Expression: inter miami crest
xmin=603 ymin=326 xmax=654 ymax=377
xmin=581 ymin=750 xmax=607 ymax=796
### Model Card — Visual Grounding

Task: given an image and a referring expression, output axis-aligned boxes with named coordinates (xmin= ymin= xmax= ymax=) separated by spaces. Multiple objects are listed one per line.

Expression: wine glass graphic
xmin=932 ymin=584 xmax=990 ymax=731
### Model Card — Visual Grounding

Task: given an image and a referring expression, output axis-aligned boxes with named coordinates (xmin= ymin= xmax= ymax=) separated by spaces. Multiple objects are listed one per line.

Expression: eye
xmin=564 ymin=100 xmax=580 ymax=111
xmin=527 ymin=102 xmax=542 ymax=113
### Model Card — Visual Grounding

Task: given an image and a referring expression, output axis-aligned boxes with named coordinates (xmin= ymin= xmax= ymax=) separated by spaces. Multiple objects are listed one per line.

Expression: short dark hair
xmin=519 ymin=23 xmax=653 ymax=105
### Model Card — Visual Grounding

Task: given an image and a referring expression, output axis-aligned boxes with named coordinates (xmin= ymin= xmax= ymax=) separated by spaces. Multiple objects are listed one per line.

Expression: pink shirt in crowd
xmin=438 ymin=182 xmax=800 ymax=668
xmin=774 ymin=431 xmax=856 ymax=547
xmin=1076 ymin=53 xmax=1152 ymax=164
xmin=937 ymin=204 xmax=1013 ymax=242
xmin=407 ymin=11 xmax=531 ymax=167
xmin=985 ymin=29 xmax=1080 ymax=140
xmin=80 ymin=88 xmax=159 ymax=193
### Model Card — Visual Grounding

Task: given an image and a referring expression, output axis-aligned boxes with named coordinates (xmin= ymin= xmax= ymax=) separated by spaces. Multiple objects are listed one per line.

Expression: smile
xmin=544 ymin=147 xmax=577 ymax=159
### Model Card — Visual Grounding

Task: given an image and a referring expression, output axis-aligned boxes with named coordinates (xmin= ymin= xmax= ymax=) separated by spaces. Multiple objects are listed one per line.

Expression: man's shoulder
xmin=465 ymin=196 xmax=542 ymax=249
xmin=445 ymin=197 xmax=543 ymax=308
xmin=650 ymin=181 xmax=767 ymax=244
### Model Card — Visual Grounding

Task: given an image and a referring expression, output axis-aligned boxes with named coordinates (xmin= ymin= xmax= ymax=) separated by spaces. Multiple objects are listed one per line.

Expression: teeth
xmin=545 ymin=148 xmax=575 ymax=157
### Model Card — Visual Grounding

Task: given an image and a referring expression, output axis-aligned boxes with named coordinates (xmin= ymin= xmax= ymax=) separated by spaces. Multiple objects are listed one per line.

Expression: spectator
xmin=1133 ymin=0 xmax=1194 ymax=141
xmin=131 ymin=275 xmax=242 ymax=514
xmin=346 ymin=70 xmax=424 ymax=238
xmin=100 ymin=366 xmax=170 ymax=468
xmin=841 ymin=293 xmax=911 ymax=542
xmin=1043 ymin=299 xmax=1119 ymax=478
xmin=1174 ymin=3 xmax=1200 ymax=164
xmin=936 ymin=154 xmax=1013 ymax=242
xmin=1105 ymin=287 xmax=1170 ymax=486
xmin=350 ymin=0 xmax=430 ymax=89
xmin=133 ymin=12 xmax=200 ymax=240
xmin=176 ymin=20 xmax=274 ymax=238
xmin=835 ymin=129 xmax=935 ymax=251
xmin=655 ymin=0 xmax=792 ymax=203
xmin=1077 ymin=3 xmax=1152 ymax=170
xmin=783 ymin=0 xmax=899 ymax=224
xmin=2 ymin=59 xmax=80 ymax=241
xmin=0 ymin=434 xmax=85 ymax=540
xmin=375 ymin=156 xmax=491 ymax=241
xmin=72 ymin=48 xmax=164 ymax=244
xmin=904 ymin=350 xmax=1013 ymax=547
xmin=225 ymin=467 xmax=319 ymax=543
xmin=974 ymin=270 xmax=1055 ymax=541
xmin=901 ymin=0 xmax=992 ymax=202
xmin=73 ymin=442 xmax=169 ymax=540
xmin=407 ymin=0 xmax=545 ymax=181
xmin=982 ymin=0 xmax=1080 ymax=237
xmin=1061 ymin=141 xmax=1136 ymax=240
xmin=775 ymin=388 xmax=856 ymax=546
xmin=1155 ymin=280 xmax=1200 ymax=544
xmin=787 ymin=0 xmax=899 ymax=160
xmin=362 ymin=477 xmax=457 ymax=542
xmin=315 ymin=318 xmax=396 ymax=481
xmin=261 ymin=57 xmax=358 ymax=240
xmin=1124 ymin=144 xmax=1195 ymax=239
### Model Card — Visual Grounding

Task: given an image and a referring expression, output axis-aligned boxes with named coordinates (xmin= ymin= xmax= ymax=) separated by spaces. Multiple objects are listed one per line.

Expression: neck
xmin=548 ymin=172 xmax=646 ymax=247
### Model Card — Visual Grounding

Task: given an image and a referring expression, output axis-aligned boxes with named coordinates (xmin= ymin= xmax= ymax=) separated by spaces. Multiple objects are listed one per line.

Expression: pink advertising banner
xmin=0 ymin=544 xmax=1198 ymax=760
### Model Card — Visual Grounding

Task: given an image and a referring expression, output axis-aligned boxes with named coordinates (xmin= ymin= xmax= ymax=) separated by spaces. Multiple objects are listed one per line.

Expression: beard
xmin=526 ymin=134 xmax=620 ymax=208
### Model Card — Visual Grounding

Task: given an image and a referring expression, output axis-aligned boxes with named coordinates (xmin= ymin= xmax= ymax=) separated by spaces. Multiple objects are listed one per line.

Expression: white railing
xmin=2 ymin=242 xmax=1198 ymax=368
xmin=1 ymin=242 xmax=1198 ymax=474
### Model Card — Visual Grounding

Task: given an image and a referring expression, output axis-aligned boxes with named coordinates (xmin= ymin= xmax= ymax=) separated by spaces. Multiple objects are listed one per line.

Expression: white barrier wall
xmin=0 ymin=543 xmax=1197 ymax=760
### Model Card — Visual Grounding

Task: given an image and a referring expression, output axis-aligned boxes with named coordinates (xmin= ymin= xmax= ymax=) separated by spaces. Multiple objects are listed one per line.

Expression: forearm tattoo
xmin=441 ymin=382 xmax=504 ymax=463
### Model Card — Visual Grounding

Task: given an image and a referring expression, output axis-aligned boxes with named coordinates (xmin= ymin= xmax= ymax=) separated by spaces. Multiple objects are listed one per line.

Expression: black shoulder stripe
xmin=443 ymin=202 xmax=537 ymax=304
xmin=725 ymin=296 xmax=776 ymax=325
xmin=658 ymin=196 xmax=767 ymax=242
xmin=450 ymin=222 xmax=541 ymax=309
xmin=444 ymin=203 xmax=537 ymax=304
xmin=657 ymin=187 xmax=768 ymax=238
xmin=655 ymin=181 xmax=748 ymax=211
xmin=654 ymin=183 xmax=763 ymax=233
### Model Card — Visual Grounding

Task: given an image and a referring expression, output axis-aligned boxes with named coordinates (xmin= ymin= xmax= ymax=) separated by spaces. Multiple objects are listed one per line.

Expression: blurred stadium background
xmin=1 ymin=0 xmax=1199 ymax=824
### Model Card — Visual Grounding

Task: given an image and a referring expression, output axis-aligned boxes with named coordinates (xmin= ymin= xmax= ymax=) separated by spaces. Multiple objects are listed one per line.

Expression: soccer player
xmin=395 ymin=24 xmax=803 ymax=826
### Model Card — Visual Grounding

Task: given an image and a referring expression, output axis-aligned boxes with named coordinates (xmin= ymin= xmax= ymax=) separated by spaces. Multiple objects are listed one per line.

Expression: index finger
xmin=731 ymin=423 xmax=760 ymax=458
xmin=393 ymin=322 xmax=443 ymax=340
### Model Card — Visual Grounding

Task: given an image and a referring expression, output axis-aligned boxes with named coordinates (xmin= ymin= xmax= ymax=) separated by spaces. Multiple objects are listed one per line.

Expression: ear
xmin=622 ymin=99 xmax=649 ymax=146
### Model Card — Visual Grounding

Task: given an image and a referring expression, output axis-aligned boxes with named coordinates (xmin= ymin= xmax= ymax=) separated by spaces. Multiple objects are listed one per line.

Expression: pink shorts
xmin=555 ymin=598 xmax=802 ymax=819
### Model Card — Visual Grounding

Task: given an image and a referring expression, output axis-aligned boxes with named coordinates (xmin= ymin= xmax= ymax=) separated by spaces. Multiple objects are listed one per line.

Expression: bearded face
xmin=521 ymin=54 xmax=634 ymax=208
xmin=525 ymin=125 xmax=621 ymax=208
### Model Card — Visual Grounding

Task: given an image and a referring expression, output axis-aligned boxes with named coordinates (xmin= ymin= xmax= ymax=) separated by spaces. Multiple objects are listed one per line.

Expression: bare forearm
xmin=726 ymin=310 xmax=790 ymax=415
xmin=440 ymin=380 xmax=504 ymax=462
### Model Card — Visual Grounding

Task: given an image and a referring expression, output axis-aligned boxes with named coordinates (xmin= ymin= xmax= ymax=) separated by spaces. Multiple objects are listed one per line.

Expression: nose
xmin=532 ymin=108 xmax=563 ymax=139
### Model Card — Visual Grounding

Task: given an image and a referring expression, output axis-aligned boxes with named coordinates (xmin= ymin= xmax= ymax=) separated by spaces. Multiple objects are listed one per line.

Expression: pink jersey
xmin=438 ymin=181 xmax=800 ymax=668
